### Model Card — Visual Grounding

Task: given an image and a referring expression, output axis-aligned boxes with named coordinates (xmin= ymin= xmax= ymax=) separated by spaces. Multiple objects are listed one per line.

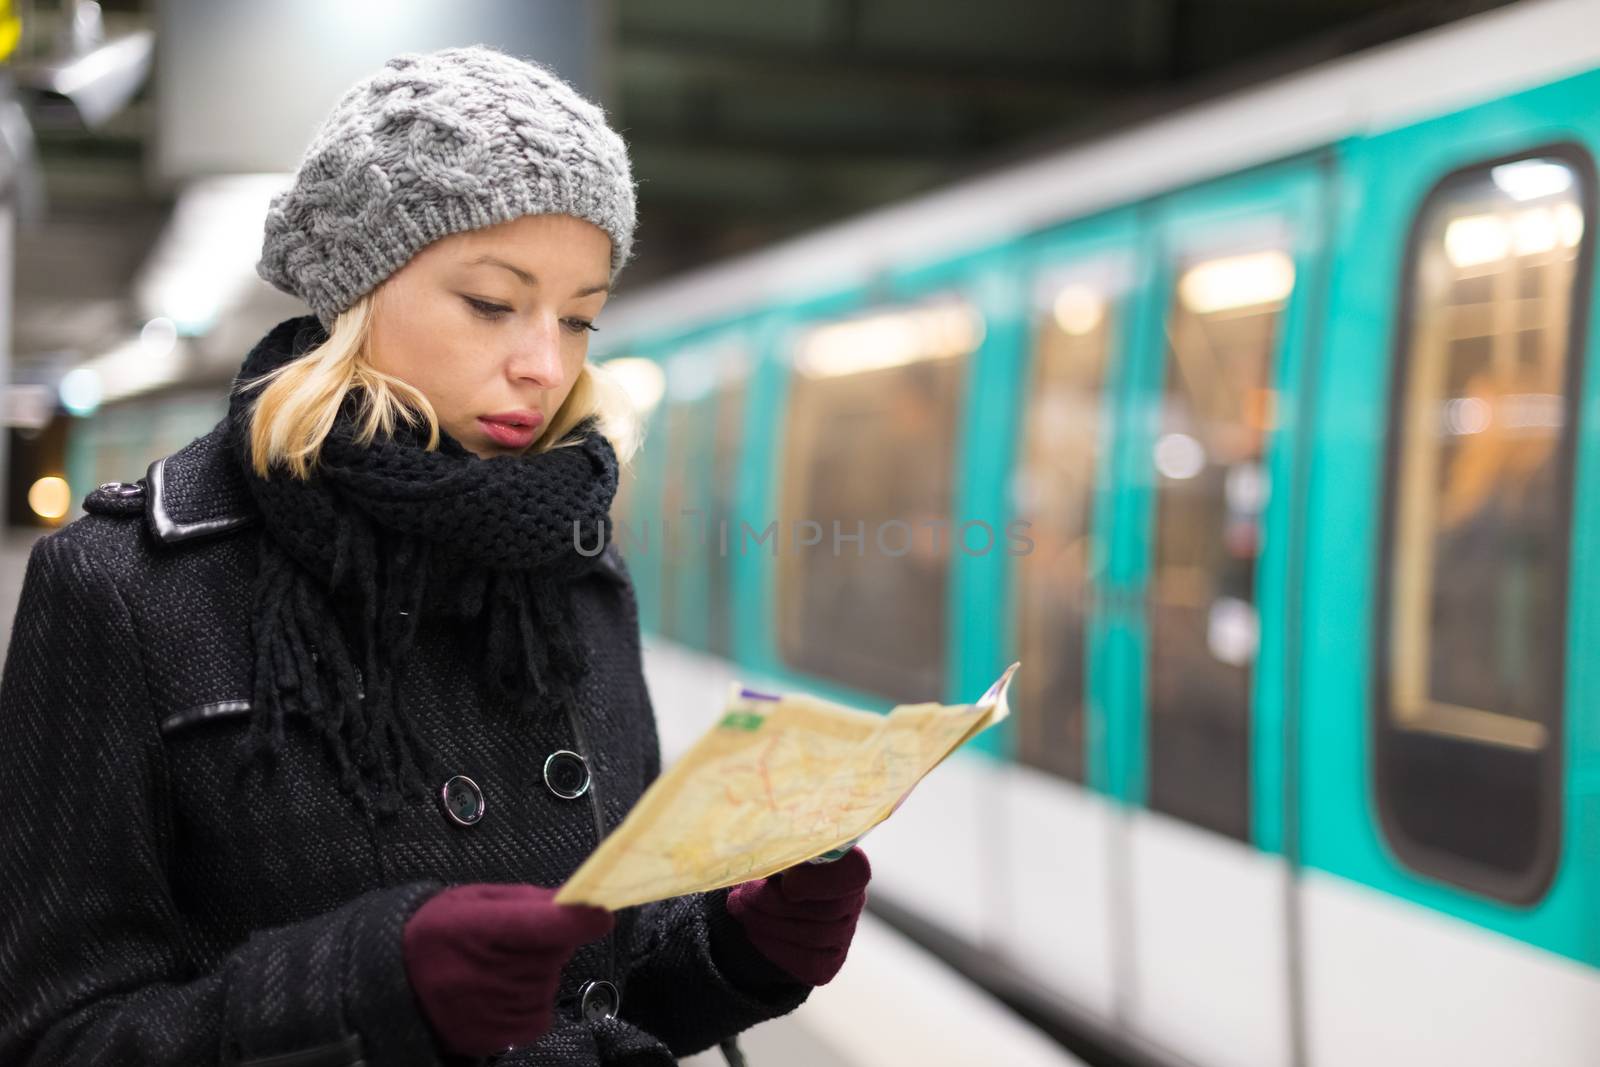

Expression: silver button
xmin=579 ymin=979 xmax=620 ymax=1022
xmin=543 ymin=750 xmax=591 ymax=800
xmin=440 ymin=774 xmax=484 ymax=826
xmin=98 ymin=481 xmax=143 ymax=498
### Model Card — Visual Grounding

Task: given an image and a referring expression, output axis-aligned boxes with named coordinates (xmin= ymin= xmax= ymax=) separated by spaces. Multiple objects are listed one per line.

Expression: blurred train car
xmin=586 ymin=3 xmax=1600 ymax=1066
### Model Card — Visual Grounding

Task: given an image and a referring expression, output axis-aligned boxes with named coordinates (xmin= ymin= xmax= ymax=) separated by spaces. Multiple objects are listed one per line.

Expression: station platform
xmin=682 ymin=909 xmax=1086 ymax=1067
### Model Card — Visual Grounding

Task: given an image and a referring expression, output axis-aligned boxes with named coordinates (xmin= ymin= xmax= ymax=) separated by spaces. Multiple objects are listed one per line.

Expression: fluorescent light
xmin=1556 ymin=201 xmax=1585 ymax=248
xmin=135 ymin=174 xmax=294 ymax=336
xmin=1491 ymin=159 xmax=1574 ymax=202
xmin=1444 ymin=214 xmax=1510 ymax=267
xmin=1051 ymin=285 xmax=1104 ymax=336
xmin=795 ymin=303 xmax=982 ymax=378
xmin=1511 ymin=207 xmax=1559 ymax=256
xmin=1178 ymin=251 xmax=1295 ymax=314
xmin=597 ymin=356 xmax=666 ymax=420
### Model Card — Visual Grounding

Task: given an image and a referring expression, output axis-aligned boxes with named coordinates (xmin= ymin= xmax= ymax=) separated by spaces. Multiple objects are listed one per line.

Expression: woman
xmin=0 ymin=44 xmax=871 ymax=1067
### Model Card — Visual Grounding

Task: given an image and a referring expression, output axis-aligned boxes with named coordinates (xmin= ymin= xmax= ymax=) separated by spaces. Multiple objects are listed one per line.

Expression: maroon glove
xmin=402 ymin=883 xmax=613 ymax=1057
xmin=724 ymin=847 xmax=871 ymax=986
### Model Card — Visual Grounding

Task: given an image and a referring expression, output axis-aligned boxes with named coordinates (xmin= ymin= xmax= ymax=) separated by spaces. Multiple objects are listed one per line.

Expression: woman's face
xmin=367 ymin=212 xmax=612 ymax=459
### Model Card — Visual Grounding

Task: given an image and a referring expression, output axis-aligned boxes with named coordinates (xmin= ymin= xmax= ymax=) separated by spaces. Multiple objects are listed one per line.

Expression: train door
xmin=985 ymin=210 xmax=1140 ymax=1020
xmin=1115 ymin=159 xmax=1329 ymax=1067
xmin=1298 ymin=69 xmax=1600 ymax=1067
xmin=648 ymin=327 xmax=753 ymax=652
xmin=791 ymin=248 xmax=997 ymax=945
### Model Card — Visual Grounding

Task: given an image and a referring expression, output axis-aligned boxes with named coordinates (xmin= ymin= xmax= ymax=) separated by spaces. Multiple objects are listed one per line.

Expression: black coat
xmin=0 ymin=418 xmax=810 ymax=1067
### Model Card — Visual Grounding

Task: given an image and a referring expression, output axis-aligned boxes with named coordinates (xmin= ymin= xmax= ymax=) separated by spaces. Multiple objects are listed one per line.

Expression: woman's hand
xmin=402 ymin=883 xmax=613 ymax=1056
xmin=724 ymin=847 xmax=871 ymax=986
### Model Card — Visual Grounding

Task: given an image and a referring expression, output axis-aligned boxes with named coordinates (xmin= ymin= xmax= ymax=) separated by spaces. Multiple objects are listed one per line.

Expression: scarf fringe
xmin=237 ymin=524 xmax=496 ymax=818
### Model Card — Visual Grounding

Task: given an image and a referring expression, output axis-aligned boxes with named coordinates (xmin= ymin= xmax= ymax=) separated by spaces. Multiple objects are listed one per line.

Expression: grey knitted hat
xmin=257 ymin=44 xmax=636 ymax=330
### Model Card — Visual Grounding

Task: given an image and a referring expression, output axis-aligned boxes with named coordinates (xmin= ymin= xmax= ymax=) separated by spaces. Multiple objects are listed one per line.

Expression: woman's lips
xmin=478 ymin=415 xmax=541 ymax=449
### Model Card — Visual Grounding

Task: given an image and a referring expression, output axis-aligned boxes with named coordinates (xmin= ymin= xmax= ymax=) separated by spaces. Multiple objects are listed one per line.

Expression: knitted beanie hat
xmin=257 ymin=43 xmax=637 ymax=330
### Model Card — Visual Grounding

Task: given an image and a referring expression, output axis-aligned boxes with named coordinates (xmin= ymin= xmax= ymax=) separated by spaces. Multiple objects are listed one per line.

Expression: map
xmin=555 ymin=661 xmax=1020 ymax=910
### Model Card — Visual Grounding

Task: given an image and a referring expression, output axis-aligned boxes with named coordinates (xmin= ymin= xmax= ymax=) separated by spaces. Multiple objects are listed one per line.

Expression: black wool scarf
xmin=224 ymin=315 xmax=619 ymax=818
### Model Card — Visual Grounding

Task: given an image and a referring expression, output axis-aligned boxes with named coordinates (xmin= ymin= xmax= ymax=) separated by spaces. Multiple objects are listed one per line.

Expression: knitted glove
xmin=724 ymin=847 xmax=871 ymax=986
xmin=402 ymin=883 xmax=613 ymax=1057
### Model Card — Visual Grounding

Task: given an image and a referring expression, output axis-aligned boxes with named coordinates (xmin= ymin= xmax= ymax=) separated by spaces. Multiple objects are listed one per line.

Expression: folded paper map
xmin=555 ymin=661 xmax=1021 ymax=910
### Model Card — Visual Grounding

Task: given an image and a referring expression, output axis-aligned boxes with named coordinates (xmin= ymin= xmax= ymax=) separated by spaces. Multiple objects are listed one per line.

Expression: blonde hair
xmin=237 ymin=285 xmax=643 ymax=480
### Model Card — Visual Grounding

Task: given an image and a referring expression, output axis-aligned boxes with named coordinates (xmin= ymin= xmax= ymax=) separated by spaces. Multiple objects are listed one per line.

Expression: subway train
xmin=583 ymin=3 xmax=1600 ymax=1066
xmin=51 ymin=2 xmax=1597 ymax=1065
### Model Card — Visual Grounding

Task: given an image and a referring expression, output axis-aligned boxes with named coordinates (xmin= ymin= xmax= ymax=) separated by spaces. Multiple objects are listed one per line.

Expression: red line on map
xmin=756 ymin=737 xmax=779 ymax=810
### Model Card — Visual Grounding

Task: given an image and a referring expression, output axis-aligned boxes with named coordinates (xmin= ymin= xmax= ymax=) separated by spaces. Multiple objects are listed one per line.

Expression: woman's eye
xmin=464 ymin=298 xmax=595 ymax=334
xmin=464 ymin=296 xmax=512 ymax=319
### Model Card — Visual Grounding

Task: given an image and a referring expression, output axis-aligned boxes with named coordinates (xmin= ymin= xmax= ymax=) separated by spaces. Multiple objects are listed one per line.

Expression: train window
xmin=657 ymin=393 xmax=697 ymax=644
xmin=775 ymin=299 xmax=979 ymax=703
xmin=1148 ymin=247 xmax=1295 ymax=842
xmin=1010 ymin=265 xmax=1125 ymax=783
xmin=1377 ymin=149 xmax=1590 ymax=902
xmin=705 ymin=357 xmax=748 ymax=659
xmin=655 ymin=345 xmax=746 ymax=651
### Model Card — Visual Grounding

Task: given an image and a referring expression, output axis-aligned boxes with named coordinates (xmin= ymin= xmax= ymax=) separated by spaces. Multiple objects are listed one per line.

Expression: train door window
xmin=1011 ymin=262 xmax=1127 ymax=783
xmin=775 ymin=298 xmax=979 ymax=703
xmin=657 ymin=347 xmax=723 ymax=646
xmin=1377 ymin=150 xmax=1590 ymax=902
xmin=657 ymin=392 xmax=697 ymax=644
xmin=705 ymin=350 xmax=749 ymax=659
xmin=1148 ymin=246 xmax=1295 ymax=842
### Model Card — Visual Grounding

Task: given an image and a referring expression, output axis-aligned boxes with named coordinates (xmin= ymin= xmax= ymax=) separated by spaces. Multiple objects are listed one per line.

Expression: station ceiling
xmin=603 ymin=0 xmax=1519 ymax=269
xmin=12 ymin=0 xmax=1520 ymax=376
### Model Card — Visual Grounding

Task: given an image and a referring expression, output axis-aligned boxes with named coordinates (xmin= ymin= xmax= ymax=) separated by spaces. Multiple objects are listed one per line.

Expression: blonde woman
xmin=0 ymin=44 xmax=870 ymax=1067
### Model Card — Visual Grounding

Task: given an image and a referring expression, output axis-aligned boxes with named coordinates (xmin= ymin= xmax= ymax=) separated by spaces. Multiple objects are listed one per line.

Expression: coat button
xmin=98 ymin=480 xmax=144 ymax=498
xmin=579 ymin=979 xmax=620 ymax=1022
xmin=440 ymin=775 xmax=484 ymax=826
xmin=543 ymin=750 xmax=591 ymax=800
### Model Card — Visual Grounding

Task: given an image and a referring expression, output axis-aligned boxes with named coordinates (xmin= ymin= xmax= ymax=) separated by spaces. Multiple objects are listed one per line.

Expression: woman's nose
xmin=505 ymin=319 xmax=566 ymax=389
